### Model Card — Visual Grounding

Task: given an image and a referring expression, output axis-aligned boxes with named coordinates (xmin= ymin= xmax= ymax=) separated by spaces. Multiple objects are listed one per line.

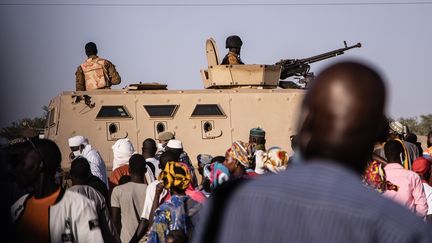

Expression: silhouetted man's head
xmin=384 ymin=140 xmax=405 ymax=163
xmin=18 ymin=139 xmax=62 ymax=186
xmin=70 ymin=157 xmax=91 ymax=185
xmin=129 ymin=154 xmax=147 ymax=177
xmin=85 ymin=42 xmax=98 ymax=57
xmin=142 ymin=138 xmax=157 ymax=157
xmin=297 ymin=61 xmax=387 ymax=174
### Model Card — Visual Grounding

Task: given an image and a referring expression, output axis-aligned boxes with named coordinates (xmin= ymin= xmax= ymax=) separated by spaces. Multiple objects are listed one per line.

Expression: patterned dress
xmin=363 ymin=161 xmax=398 ymax=193
xmin=148 ymin=195 xmax=201 ymax=243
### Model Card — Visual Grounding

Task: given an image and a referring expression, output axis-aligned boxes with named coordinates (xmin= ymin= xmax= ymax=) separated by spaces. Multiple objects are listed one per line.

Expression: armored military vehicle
xmin=44 ymin=38 xmax=360 ymax=171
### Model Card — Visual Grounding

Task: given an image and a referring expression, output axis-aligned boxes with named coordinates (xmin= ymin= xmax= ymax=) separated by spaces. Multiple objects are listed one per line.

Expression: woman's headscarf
xmin=226 ymin=141 xmax=251 ymax=168
xmin=206 ymin=162 xmax=230 ymax=190
xmin=159 ymin=162 xmax=191 ymax=190
xmin=112 ymin=138 xmax=136 ymax=170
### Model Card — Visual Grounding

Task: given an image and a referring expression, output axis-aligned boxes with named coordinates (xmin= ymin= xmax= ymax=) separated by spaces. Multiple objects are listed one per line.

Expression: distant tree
xmin=0 ymin=106 xmax=48 ymax=140
xmin=417 ymin=114 xmax=432 ymax=135
xmin=396 ymin=114 xmax=432 ymax=136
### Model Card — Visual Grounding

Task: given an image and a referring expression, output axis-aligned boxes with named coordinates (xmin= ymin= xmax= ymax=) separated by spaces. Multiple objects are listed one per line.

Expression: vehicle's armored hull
xmin=45 ymin=88 xmax=305 ymax=171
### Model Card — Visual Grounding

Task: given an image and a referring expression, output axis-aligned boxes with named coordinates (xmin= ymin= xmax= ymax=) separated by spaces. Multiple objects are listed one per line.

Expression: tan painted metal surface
xmin=45 ymin=88 xmax=305 ymax=171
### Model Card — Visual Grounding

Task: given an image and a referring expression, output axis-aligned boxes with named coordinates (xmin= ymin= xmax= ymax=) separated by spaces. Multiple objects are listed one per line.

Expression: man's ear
xmin=399 ymin=152 xmax=405 ymax=163
xmin=297 ymin=107 xmax=313 ymax=157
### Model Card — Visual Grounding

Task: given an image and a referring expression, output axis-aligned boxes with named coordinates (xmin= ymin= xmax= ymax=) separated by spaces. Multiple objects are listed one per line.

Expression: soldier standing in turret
xmin=221 ymin=35 xmax=244 ymax=65
xmin=75 ymin=42 xmax=121 ymax=91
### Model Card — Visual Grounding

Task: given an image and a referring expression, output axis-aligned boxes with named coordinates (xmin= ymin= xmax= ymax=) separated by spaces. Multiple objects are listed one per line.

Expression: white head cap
xmin=167 ymin=139 xmax=183 ymax=149
xmin=68 ymin=135 xmax=86 ymax=147
xmin=389 ymin=121 xmax=404 ymax=135
xmin=112 ymin=138 xmax=136 ymax=170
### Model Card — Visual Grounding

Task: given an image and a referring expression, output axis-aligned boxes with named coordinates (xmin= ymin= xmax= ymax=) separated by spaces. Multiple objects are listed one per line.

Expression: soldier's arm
xmin=105 ymin=61 xmax=121 ymax=86
xmin=75 ymin=66 xmax=86 ymax=91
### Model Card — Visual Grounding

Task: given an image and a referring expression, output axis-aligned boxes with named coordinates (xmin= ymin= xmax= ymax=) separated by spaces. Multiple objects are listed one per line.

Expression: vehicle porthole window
xmin=203 ymin=121 xmax=213 ymax=133
xmin=109 ymin=123 xmax=118 ymax=134
xmin=156 ymin=122 xmax=165 ymax=134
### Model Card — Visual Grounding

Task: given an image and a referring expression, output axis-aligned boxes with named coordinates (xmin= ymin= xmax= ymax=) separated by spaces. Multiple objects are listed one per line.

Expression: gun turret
xmin=277 ymin=42 xmax=362 ymax=80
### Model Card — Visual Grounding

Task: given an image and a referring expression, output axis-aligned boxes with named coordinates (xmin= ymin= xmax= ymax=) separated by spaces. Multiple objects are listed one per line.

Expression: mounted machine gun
xmin=277 ymin=41 xmax=361 ymax=87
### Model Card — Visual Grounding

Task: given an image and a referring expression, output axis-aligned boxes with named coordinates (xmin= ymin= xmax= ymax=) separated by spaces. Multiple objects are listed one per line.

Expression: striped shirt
xmin=197 ymin=160 xmax=432 ymax=243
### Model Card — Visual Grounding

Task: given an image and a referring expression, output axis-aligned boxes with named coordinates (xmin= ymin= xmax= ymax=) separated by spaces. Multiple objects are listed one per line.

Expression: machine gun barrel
xmin=277 ymin=42 xmax=362 ymax=80
xmin=299 ymin=42 xmax=362 ymax=65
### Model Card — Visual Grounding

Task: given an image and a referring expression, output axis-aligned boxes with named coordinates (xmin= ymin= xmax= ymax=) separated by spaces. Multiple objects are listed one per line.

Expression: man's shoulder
xmin=224 ymin=162 xmax=431 ymax=239
xmin=62 ymin=189 xmax=97 ymax=205
xmin=42 ymin=190 xmax=97 ymax=215
xmin=84 ymin=147 xmax=102 ymax=159
xmin=391 ymin=164 xmax=422 ymax=179
xmin=116 ymin=181 xmax=147 ymax=191
xmin=233 ymin=162 xmax=401 ymax=214
xmin=68 ymin=185 xmax=103 ymax=199
xmin=101 ymin=58 xmax=115 ymax=67
xmin=129 ymin=182 xmax=148 ymax=191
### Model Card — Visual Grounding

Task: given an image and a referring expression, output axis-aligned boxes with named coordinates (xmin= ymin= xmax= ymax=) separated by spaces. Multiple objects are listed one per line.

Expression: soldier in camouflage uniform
xmin=221 ymin=35 xmax=244 ymax=65
xmin=75 ymin=42 xmax=121 ymax=91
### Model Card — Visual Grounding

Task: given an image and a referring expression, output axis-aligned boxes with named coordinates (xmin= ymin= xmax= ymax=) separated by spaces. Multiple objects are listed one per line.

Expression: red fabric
xmin=412 ymin=157 xmax=431 ymax=183
xmin=109 ymin=164 xmax=129 ymax=188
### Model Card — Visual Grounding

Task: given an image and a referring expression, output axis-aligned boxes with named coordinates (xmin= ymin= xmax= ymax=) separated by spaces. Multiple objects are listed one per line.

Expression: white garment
xmin=112 ymin=139 xmax=135 ymax=170
xmin=145 ymin=166 xmax=156 ymax=185
xmin=146 ymin=157 xmax=161 ymax=178
xmin=254 ymin=148 xmax=289 ymax=174
xmin=254 ymin=150 xmax=266 ymax=174
xmin=423 ymin=182 xmax=432 ymax=215
xmin=140 ymin=180 xmax=168 ymax=220
xmin=11 ymin=190 xmax=104 ymax=243
xmin=82 ymin=144 xmax=108 ymax=188
xmin=68 ymin=185 xmax=120 ymax=243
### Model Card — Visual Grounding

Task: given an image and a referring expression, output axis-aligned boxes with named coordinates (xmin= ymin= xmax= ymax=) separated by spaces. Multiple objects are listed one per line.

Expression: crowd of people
xmin=1 ymin=61 xmax=432 ymax=242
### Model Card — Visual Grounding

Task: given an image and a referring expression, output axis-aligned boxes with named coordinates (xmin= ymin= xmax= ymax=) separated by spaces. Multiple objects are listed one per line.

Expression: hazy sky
xmin=1 ymin=0 xmax=431 ymax=128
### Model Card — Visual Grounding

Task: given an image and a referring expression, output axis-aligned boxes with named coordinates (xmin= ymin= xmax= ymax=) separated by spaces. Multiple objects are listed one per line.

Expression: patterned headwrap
xmin=158 ymin=162 xmax=191 ymax=190
xmin=207 ymin=162 xmax=230 ymax=189
xmin=226 ymin=141 xmax=251 ymax=167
